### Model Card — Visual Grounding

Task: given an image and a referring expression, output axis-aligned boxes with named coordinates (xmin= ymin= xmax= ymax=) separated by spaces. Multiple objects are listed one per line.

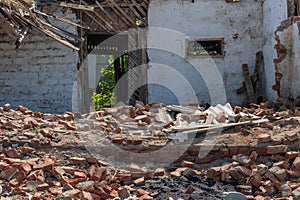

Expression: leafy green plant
xmin=34 ymin=126 xmax=40 ymax=134
xmin=92 ymin=55 xmax=128 ymax=110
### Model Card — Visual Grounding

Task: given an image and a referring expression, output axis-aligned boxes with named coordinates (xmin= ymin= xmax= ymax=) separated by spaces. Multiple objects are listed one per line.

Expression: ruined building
xmin=0 ymin=0 xmax=299 ymax=113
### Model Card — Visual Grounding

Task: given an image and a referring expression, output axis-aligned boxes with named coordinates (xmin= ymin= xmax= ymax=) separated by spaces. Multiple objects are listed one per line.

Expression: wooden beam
xmin=81 ymin=0 xmax=115 ymax=32
xmin=14 ymin=13 xmax=80 ymax=50
xmin=36 ymin=17 xmax=83 ymax=41
xmin=70 ymin=0 xmax=109 ymax=31
xmin=253 ymin=51 xmax=263 ymax=100
xmin=105 ymin=0 xmax=131 ymax=28
xmin=107 ymin=0 xmax=137 ymax=27
xmin=41 ymin=1 xmax=94 ymax=11
xmin=33 ymin=9 xmax=90 ymax=29
xmin=242 ymin=64 xmax=255 ymax=103
xmin=95 ymin=0 xmax=119 ymax=30
xmin=127 ymin=1 xmax=147 ymax=26
xmin=131 ymin=0 xmax=146 ymax=17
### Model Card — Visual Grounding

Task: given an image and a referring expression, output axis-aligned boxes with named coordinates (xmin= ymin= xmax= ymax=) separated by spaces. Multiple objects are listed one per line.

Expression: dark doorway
xmin=87 ymin=34 xmax=129 ymax=110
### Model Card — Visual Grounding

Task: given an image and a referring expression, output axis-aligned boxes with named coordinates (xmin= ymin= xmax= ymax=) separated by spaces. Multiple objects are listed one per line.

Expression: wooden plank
xmin=69 ymin=0 xmax=108 ymax=31
xmin=36 ymin=17 xmax=83 ymax=41
xmin=242 ymin=64 xmax=255 ymax=103
xmin=127 ymin=2 xmax=147 ymax=26
xmin=14 ymin=13 xmax=80 ymax=50
xmin=131 ymin=0 xmax=147 ymax=17
xmin=107 ymin=0 xmax=137 ymax=27
xmin=140 ymin=2 xmax=148 ymax=10
xmin=81 ymin=0 xmax=115 ymax=32
xmin=105 ymin=0 xmax=131 ymax=28
xmin=253 ymin=51 xmax=263 ymax=100
xmin=41 ymin=1 xmax=94 ymax=11
xmin=95 ymin=1 xmax=119 ymax=30
xmin=33 ymin=9 xmax=90 ymax=29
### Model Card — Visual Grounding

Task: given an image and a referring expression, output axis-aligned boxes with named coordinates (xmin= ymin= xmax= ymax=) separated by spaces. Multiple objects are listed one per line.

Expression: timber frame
xmin=0 ymin=0 xmax=149 ymax=113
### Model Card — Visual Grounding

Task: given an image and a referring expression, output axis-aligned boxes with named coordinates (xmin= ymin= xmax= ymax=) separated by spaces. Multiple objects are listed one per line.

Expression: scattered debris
xmin=0 ymin=98 xmax=300 ymax=198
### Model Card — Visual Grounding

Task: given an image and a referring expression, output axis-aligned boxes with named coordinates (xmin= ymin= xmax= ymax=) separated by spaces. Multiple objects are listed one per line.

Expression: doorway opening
xmin=87 ymin=34 xmax=129 ymax=110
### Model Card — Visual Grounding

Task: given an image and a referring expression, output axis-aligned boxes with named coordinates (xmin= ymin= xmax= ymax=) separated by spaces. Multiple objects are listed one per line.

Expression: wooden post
xmin=242 ymin=64 xmax=255 ymax=103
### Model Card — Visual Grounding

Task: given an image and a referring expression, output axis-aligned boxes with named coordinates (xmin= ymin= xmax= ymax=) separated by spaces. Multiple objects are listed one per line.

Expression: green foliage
xmin=34 ymin=126 xmax=40 ymax=134
xmin=92 ymin=55 xmax=128 ymax=110
xmin=92 ymin=57 xmax=115 ymax=110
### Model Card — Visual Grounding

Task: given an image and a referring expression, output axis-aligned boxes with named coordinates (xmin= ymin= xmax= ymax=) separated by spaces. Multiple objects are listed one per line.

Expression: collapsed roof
xmin=0 ymin=0 xmax=148 ymax=50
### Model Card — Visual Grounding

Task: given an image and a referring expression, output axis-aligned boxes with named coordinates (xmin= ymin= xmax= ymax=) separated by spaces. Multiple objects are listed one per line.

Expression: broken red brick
xmin=195 ymin=157 xmax=214 ymax=164
xmin=236 ymin=185 xmax=252 ymax=195
xmin=118 ymin=187 xmax=130 ymax=199
xmin=258 ymin=134 xmax=271 ymax=143
xmin=85 ymin=156 xmax=97 ymax=164
xmin=236 ymin=166 xmax=252 ymax=177
xmin=234 ymin=106 xmax=242 ymax=113
xmin=267 ymin=145 xmax=288 ymax=155
xmin=207 ymin=167 xmax=221 ymax=181
xmin=221 ymin=170 xmax=230 ymax=182
xmin=37 ymin=183 xmax=49 ymax=191
xmin=74 ymin=171 xmax=87 ymax=179
xmin=219 ymin=148 xmax=230 ymax=156
xmin=31 ymin=192 xmax=43 ymax=200
xmin=133 ymin=177 xmax=145 ymax=186
xmin=20 ymin=146 xmax=35 ymax=154
xmin=69 ymin=157 xmax=86 ymax=165
xmin=269 ymin=166 xmax=287 ymax=181
xmin=3 ymin=103 xmax=11 ymax=111
xmin=0 ymin=167 xmax=18 ymax=180
xmin=139 ymin=194 xmax=154 ymax=200
xmin=185 ymin=184 xmax=194 ymax=194
xmin=286 ymin=151 xmax=299 ymax=159
xmin=137 ymin=188 xmax=149 ymax=197
xmin=263 ymin=181 xmax=276 ymax=195
xmin=3 ymin=148 xmax=20 ymax=158
xmin=116 ymin=173 xmax=132 ymax=182
xmin=14 ymin=170 xmax=26 ymax=182
xmin=80 ymin=191 xmax=93 ymax=200
xmin=250 ymin=170 xmax=262 ymax=188
xmin=249 ymin=151 xmax=258 ymax=161
xmin=285 ymin=131 xmax=299 ymax=142
xmin=182 ymin=161 xmax=194 ymax=169
xmin=292 ymin=157 xmax=300 ymax=172
xmin=153 ymin=168 xmax=166 ymax=177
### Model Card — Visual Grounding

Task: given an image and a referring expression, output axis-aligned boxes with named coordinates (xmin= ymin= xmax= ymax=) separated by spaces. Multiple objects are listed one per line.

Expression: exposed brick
xmin=118 ymin=187 xmax=130 ymax=199
xmin=292 ymin=157 xmax=300 ymax=172
xmin=236 ymin=185 xmax=252 ymax=195
xmin=267 ymin=145 xmax=288 ymax=155
xmin=182 ymin=161 xmax=194 ymax=168
xmin=133 ymin=177 xmax=145 ymax=186
xmin=185 ymin=184 xmax=194 ymax=194
xmin=286 ymin=151 xmax=299 ymax=159
xmin=139 ymin=194 xmax=154 ymax=200
xmin=257 ymin=134 xmax=271 ymax=143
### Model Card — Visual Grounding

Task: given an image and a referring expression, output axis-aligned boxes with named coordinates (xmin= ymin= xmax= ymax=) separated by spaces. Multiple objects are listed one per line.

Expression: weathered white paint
xmin=262 ymin=0 xmax=288 ymax=101
xmin=147 ymin=0 xmax=264 ymax=106
xmin=0 ymin=9 xmax=79 ymax=113
xmin=276 ymin=20 xmax=300 ymax=99
xmin=292 ymin=22 xmax=300 ymax=97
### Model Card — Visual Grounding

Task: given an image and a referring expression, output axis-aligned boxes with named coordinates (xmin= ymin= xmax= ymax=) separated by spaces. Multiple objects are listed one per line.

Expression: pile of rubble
xmin=0 ymin=99 xmax=300 ymax=199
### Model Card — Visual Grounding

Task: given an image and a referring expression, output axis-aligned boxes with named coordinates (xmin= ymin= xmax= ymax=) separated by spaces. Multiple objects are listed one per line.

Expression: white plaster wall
xmin=291 ymin=22 xmax=300 ymax=98
xmin=0 ymin=9 xmax=79 ymax=113
xmin=276 ymin=25 xmax=294 ymax=98
xmin=147 ymin=0 xmax=264 ymax=106
xmin=262 ymin=0 xmax=287 ymax=101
